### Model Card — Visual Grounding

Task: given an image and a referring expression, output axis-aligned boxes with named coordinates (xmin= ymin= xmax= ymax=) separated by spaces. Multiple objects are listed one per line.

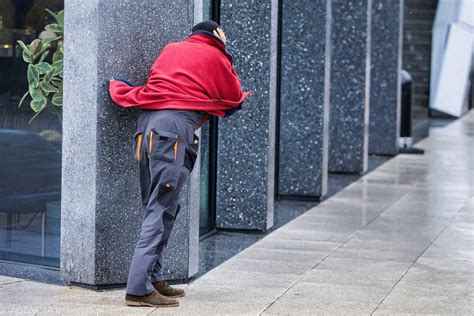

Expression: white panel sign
xmin=431 ymin=23 xmax=473 ymax=117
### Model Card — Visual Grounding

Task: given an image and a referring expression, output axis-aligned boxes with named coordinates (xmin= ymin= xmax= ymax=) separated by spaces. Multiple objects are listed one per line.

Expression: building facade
xmin=0 ymin=0 xmax=444 ymax=287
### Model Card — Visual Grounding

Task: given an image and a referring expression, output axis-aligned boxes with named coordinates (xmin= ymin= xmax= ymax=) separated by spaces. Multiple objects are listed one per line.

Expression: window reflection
xmin=0 ymin=0 xmax=63 ymax=267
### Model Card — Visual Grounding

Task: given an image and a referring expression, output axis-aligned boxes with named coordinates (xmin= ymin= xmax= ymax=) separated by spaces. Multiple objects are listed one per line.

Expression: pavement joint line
xmin=0 ymin=280 xmax=24 ymax=286
xmin=369 ymin=207 xmax=463 ymax=316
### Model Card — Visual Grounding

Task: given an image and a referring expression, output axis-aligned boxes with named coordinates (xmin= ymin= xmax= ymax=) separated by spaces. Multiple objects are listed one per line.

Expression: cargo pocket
xmin=156 ymin=164 xmax=180 ymax=208
xmin=132 ymin=131 xmax=144 ymax=161
xmin=184 ymin=133 xmax=200 ymax=172
xmin=148 ymin=127 xmax=179 ymax=163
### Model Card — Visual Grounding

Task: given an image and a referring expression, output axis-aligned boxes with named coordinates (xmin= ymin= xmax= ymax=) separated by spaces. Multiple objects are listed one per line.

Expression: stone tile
xmin=182 ymin=284 xmax=285 ymax=305
xmin=37 ymin=304 xmax=150 ymax=316
xmin=300 ymin=257 xmax=411 ymax=289
xmin=252 ymin=238 xmax=340 ymax=253
xmin=374 ymin=281 xmax=474 ymax=315
xmin=213 ymin=258 xmax=313 ymax=276
xmin=191 ymin=269 xmax=300 ymax=289
xmin=156 ymin=300 xmax=267 ymax=316
xmin=235 ymin=247 xmax=329 ymax=265
xmin=265 ymin=229 xmax=354 ymax=243
xmin=264 ymin=282 xmax=387 ymax=314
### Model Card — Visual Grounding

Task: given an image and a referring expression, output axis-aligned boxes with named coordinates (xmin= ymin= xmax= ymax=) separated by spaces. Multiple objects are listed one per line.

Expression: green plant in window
xmin=17 ymin=9 xmax=64 ymax=123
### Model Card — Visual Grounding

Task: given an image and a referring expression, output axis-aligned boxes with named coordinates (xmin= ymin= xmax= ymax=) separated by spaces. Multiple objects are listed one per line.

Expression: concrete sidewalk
xmin=1 ymin=111 xmax=473 ymax=315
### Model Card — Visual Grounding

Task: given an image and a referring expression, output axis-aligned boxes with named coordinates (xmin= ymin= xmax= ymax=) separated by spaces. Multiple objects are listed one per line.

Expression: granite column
xmin=216 ymin=0 xmax=278 ymax=230
xmin=61 ymin=0 xmax=200 ymax=286
xmin=329 ymin=0 xmax=372 ymax=174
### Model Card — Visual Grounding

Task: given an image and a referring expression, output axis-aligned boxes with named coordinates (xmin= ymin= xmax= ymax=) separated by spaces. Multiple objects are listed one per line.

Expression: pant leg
xmin=151 ymin=203 xmax=182 ymax=282
xmin=126 ymin=118 xmax=190 ymax=296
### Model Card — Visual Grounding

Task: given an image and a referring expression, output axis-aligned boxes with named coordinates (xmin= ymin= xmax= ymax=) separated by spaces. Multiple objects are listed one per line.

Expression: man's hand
xmin=213 ymin=27 xmax=227 ymax=45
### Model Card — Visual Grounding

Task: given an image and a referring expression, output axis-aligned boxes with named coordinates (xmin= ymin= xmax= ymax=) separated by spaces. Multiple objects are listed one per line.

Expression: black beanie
xmin=192 ymin=20 xmax=220 ymax=34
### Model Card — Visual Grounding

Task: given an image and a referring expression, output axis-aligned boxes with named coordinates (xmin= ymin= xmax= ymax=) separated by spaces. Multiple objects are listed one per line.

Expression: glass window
xmin=0 ymin=0 xmax=63 ymax=268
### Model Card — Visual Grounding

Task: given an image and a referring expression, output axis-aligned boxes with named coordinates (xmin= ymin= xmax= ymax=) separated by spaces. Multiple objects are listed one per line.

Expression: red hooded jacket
xmin=109 ymin=33 xmax=253 ymax=127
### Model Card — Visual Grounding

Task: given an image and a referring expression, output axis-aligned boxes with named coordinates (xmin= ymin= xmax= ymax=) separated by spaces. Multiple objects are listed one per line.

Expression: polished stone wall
xmin=369 ymin=0 xmax=403 ymax=155
xmin=61 ymin=0 xmax=198 ymax=286
xmin=216 ymin=0 xmax=278 ymax=230
xmin=328 ymin=0 xmax=371 ymax=174
xmin=278 ymin=0 xmax=331 ymax=198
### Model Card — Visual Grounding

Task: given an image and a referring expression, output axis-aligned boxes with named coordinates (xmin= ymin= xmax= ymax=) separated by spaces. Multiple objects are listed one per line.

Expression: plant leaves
xmin=39 ymin=50 xmax=49 ymax=63
xmin=28 ymin=39 xmax=43 ymax=56
xmin=52 ymin=92 xmax=62 ymax=106
xmin=50 ymin=78 xmax=62 ymax=87
xmin=27 ymin=64 xmax=40 ymax=88
xmin=52 ymin=49 xmax=62 ymax=63
xmin=45 ymin=8 xmax=57 ymax=21
xmin=56 ymin=10 xmax=64 ymax=26
xmin=52 ymin=60 xmax=63 ymax=77
xmin=41 ymin=81 xmax=58 ymax=93
xmin=22 ymin=49 xmax=32 ymax=63
xmin=36 ymin=62 xmax=52 ymax=74
xmin=42 ymin=36 xmax=60 ymax=46
xmin=30 ymin=97 xmax=47 ymax=112
xmin=29 ymin=85 xmax=43 ymax=101
xmin=17 ymin=40 xmax=28 ymax=53
xmin=33 ymin=45 xmax=51 ymax=62
xmin=45 ymin=24 xmax=64 ymax=33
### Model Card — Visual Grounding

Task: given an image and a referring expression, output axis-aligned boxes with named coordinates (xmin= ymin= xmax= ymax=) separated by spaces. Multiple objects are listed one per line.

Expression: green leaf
xmin=27 ymin=64 xmax=40 ymax=88
xmin=42 ymin=36 xmax=60 ymax=46
xmin=18 ymin=91 xmax=29 ymax=108
xmin=28 ymin=39 xmax=43 ymax=56
xmin=45 ymin=24 xmax=64 ymax=33
xmin=29 ymin=85 xmax=43 ymax=101
xmin=60 ymin=45 xmax=64 ymax=54
xmin=56 ymin=10 xmax=64 ymax=26
xmin=36 ymin=62 xmax=52 ymax=74
xmin=39 ymin=50 xmax=49 ymax=62
xmin=52 ymin=49 xmax=62 ymax=63
xmin=17 ymin=40 xmax=28 ymax=53
xmin=43 ymin=69 xmax=52 ymax=83
xmin=41 ymin=80 xmax=58 ymax=93
xmin=45 ymin=8 xmax=57 ymax=21
xmin=50 ymin=77 xmax=62 ymax=87
xmin=22 ymin=49 xmax=32 ymax=63
xmin=52 ymin=92 xmax=62 ymax=106
xmin=30 ymin=97 xmax=47 ymax=112
xmin=32 ymin=45 xmax=50 ymax=62
xmin=52 ymin=60 xmax=63 ymax=77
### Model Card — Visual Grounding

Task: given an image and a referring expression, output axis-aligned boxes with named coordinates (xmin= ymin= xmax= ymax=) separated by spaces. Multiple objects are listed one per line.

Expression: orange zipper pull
xmin=148 ymin=131 xmax=153 ymax=153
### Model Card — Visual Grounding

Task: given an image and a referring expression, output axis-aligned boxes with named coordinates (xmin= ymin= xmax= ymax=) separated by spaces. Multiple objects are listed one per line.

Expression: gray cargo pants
xmin=126 ymin=111 xmax=199 ymax=296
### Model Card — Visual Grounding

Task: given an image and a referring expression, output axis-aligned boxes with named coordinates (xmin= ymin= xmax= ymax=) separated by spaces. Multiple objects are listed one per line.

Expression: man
xmin=109 ymin=20 xmax=252 ymax=308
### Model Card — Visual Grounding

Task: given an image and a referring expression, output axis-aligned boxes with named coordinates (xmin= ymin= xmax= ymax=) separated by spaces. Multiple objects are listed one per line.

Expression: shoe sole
xmin=125 ymin=300 xmax=179 ymax=308
xmin=163 ymin=293 xmax=185 ymax=298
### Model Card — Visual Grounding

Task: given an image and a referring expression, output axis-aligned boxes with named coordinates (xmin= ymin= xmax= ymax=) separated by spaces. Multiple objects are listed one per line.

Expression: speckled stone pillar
xmin=329 ymin=0 xmax=371 ymax=174
xmin=369 ymin=0 xmax=403 ymax=155
xmin=278 ymin=0 xmax=331 ymax=198
xmin=215 ymin=0 xmax=278 ymax=231
xmin=61 ymin=0 xmax=199 ymax=287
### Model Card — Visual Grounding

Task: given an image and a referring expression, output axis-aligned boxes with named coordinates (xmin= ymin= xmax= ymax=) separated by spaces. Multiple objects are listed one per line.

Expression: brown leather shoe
xmin=152 ymin=280 xmax=185 ymax=298
xmin=125 ymin=290 xmax=179 ymax=307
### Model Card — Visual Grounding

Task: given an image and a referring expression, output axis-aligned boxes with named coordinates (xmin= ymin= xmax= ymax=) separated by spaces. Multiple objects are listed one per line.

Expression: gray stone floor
xmin=1 ymin=111 xmax=473 ymax=315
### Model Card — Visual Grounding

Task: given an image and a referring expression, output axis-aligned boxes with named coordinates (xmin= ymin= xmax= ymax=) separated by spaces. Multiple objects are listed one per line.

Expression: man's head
xmin=191 ymin=20 xmax=227 ymax=45
xmin=192 ymin=20 xmax=220 ymax=33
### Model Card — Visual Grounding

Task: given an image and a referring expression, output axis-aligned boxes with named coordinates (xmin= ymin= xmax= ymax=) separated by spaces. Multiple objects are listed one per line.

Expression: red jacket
xmin=109 ymin=33 xmax=253 ymax=127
